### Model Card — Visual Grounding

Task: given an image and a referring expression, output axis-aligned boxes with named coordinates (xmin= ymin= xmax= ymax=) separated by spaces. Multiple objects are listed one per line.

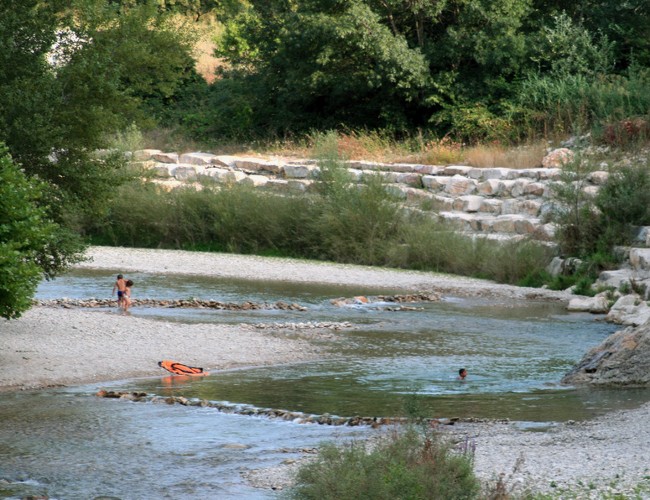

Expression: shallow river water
xmin=2 ymin=269 xmax=650 ymax=499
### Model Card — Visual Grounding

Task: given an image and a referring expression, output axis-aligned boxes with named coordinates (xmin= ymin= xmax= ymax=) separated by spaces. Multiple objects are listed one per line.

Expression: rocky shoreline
xmin=2 ymin=246 xmax=650 ymax=498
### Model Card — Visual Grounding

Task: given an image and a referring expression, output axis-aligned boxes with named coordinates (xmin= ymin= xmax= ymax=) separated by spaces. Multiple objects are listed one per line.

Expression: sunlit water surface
xmin=2 ymin=268 xmax=649 ymax=499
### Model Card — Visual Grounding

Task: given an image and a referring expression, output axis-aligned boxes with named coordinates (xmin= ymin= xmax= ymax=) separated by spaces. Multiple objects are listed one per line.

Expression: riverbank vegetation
xmin=88 ymin=133 xmax=554 ymax=286
xmin=288 ymin=426 xmax=479 ymax=500
xmin=2 ymin=0 xmax=650 ymax=317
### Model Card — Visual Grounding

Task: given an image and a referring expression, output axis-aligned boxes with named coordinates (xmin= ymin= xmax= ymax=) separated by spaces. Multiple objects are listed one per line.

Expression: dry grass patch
xmin=394 ymin=137 xmax=465 ymax=165
xmin=464 ymin=142 xmax=546 ymax=168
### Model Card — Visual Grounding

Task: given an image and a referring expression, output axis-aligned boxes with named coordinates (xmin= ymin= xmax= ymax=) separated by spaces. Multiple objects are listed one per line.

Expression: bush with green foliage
xmin=287 ymin=427 xmax=479 ymax=500
xmin=0 ymin=146 xmax=83 ymax=319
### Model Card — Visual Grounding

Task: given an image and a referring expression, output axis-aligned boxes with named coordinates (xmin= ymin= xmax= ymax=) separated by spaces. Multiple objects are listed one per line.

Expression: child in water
xmin=123 ymin=279 xmax=134 ymax=312
xmin=112 ymin=274 xmax=126 ymax=308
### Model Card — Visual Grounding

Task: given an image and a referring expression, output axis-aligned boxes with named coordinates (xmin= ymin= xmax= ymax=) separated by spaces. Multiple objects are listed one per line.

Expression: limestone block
xmin=597 ymin=269 xmax=638 ymax=289
xmin=582 ymin=185 xmax=600 ymax=197
xmin=520 ymin=200 xmax=542 ymax=216
xmin=524 ymin=182 xmax=546 ymax=197
xmin=479 ymin=199 xmax=502 ymax=214
xmin=151 ymin=152 xmax=179 ymax=164
xmin=226 ymin=171 xmax=247 ymax=183
xmin=514 ymin=217 xmax=539 ymax=235
xmin=467 ymin=168 xmax=484 ymax=179
xmin=498 ymin=180 xmax=516 ymax=196
xmin=130 ymin=160 xmax=156 ymax=171
xmin=133 ymin=149 xmax=162 ymax=161
xmin=402 ymin=187 xmax=434 ymax=203
xmin=348 ymin=169 xmax=363 ymax=182
xmin=264 ymin=179 xmax=290 ymax=191
xmin=180 ymin=152 xmax=219 ymax=165
xmin=433 ymin=195 xmax=454 ymax=211
xmin=283 ymin=164 xmax=319 ymax=179
xmin=567 ymin=296 xmax=609 ymax=313
xmin=445 ymin=174 xmax=476 ymax=195
xmin=443 ymin=165 xmax=473 ymax=176
xmin=546 ymin=257 xmax=564 ymax=277
xmin=438 ymin=211 xmax=475 ymax=231
xmin=534 ymin=222 xmax=556 ymax=241
xmin=384 ymin=163 xmax=417 ymax=173
xmin=347 ymin=160 xmax=384 ymax=170
xmin=374 ymin=171 xmax=398 ymax=183
xmin=212 ymin=155 xmax=239 ymax=168
xmin=537 ymin=168 xmax=562 ymax=180
xmin=386 ymin=185 xmax=409 ymax=200
xmin=201 ymin=167 xmax=230 ymax=181
xmin=458 ymin=195 xmax=484 ymax=213
xmin=542 ymin=148 xmax=574 ymax=168
xmin=395 ymin=172 xmax=423 ymax=188
xmin=606 ymin=295 xmax=650 ymax=326
xmin=412 ymin=165 xmax=442 ymax=175
xmin=482 ymin=168 xmax=512 ymax=180
xmin=287 ymin=180 xmax=312 ymax=192
xmin=633 ymin=226 xmax=650 ymax=247
xmin=235 ymin=158 xmax=283 ymax=174
xmin=630 ymin=249 xmax=650 ymax=271
xmin=240 ymin=174 xmax=269 ymax=187
xmin=588 ymin=171 xmax=609 ymax=185
xmin=477 ymin=179 xmax=503 ymax=196
xmin=519 ymin=169 xmax=541 ymax=180
xmin=150 ymin=162 xmax=175 ymax=178
xmin=501 ymin=199 xmax=521 ymax=215
xmin=510 ymin=179 xmax=532 ymax=197
xmin=422 ymin=175 xmax=450 ymax=191
xmin=468 ymin=214 xmax=491 ymax=232
xmin=174 ymin=164 xmax=205 ymax=181
xmin=491 ymin=215 xmax=517 ymax=233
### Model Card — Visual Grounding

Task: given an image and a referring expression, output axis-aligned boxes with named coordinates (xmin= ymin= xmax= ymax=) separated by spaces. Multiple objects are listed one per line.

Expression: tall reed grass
xmin=516 ymin=67 xmax=650 ymax=144
xmin=89 ymin=182 xmax=552 ymax=286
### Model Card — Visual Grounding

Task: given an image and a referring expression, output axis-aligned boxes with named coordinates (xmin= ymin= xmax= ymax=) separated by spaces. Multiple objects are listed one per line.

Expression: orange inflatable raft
xmin=158 ymin=360 xmax=207 ymax=376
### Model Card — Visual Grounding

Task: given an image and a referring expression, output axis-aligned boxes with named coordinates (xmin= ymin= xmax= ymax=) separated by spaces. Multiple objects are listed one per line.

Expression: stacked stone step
xmin=129 ymin=149 xmax=609 ymax=242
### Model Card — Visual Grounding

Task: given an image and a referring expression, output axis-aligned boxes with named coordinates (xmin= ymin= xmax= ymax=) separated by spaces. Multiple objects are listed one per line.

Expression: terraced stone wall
xmin=131 ymin=149 xmax=611 ymax=242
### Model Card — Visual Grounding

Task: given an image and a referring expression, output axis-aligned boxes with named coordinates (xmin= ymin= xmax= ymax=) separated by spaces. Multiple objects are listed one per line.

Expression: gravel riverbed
xmin=1 ymin=246 xmax=648 ymax=498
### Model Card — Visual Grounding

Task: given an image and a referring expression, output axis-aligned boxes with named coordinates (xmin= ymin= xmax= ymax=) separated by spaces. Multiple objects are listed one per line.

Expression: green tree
xmin=0 ymin=0 xmax=197 ymax=229
xmin=216 ymin=0 xmax=430 ymax=135
xmin=0 ymin=146 xmax=83 ymax=319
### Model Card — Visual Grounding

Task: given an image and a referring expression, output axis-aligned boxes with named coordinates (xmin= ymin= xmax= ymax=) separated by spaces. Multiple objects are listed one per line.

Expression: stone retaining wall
xmin=130 ymin=149 xmax=612 ymax=243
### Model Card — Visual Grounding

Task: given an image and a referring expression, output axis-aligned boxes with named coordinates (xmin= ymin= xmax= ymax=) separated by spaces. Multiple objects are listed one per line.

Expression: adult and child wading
xmin=112 ymin=274 xmax=134 ymax=312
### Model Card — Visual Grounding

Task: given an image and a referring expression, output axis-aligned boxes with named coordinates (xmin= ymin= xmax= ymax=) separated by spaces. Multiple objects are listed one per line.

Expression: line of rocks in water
xmin=33 ymin=298 xmax=308 ymax=311
xmin=330 ymin=293 xmax=441 ymax=307
xmin=253 ymin=321 xmax=354 ymax=330
xmin=96 ymin=390 xmax=504 ymax=427
xmin=33 ymin=294 xmax=442 ymax=312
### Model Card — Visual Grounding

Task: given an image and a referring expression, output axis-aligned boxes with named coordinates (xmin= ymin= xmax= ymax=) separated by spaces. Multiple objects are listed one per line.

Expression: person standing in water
xmin=123 ymin=280 xmax=134 ymax=312
xmin=112 ymin=274 xmax=126 ymax=308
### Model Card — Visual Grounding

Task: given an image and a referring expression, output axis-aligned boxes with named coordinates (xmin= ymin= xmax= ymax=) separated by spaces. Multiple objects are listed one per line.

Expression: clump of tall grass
xmin=287 ymin=427 xmax=480 ymax=500
xmin=88 ymin=181 xmax=313 ymax=255
xmin=463 ymin=142 xmax=546 ymax=169
xmin=515 ymin=67 xmax=650 ymax=145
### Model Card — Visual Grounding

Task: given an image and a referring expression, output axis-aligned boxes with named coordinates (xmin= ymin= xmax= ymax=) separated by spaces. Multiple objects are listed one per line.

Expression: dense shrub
xmin=288 ymin=428 xmax=479 ymax=500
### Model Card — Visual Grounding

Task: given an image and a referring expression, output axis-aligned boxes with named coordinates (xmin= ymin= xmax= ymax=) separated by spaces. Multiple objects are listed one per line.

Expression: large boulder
xmin=561 ymin=322 xmax=650 ymax=386
xmin=542 ymin=148 xmax=574 ymax=168
xmin=605 ymin=295 xmax=650 ymax=326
